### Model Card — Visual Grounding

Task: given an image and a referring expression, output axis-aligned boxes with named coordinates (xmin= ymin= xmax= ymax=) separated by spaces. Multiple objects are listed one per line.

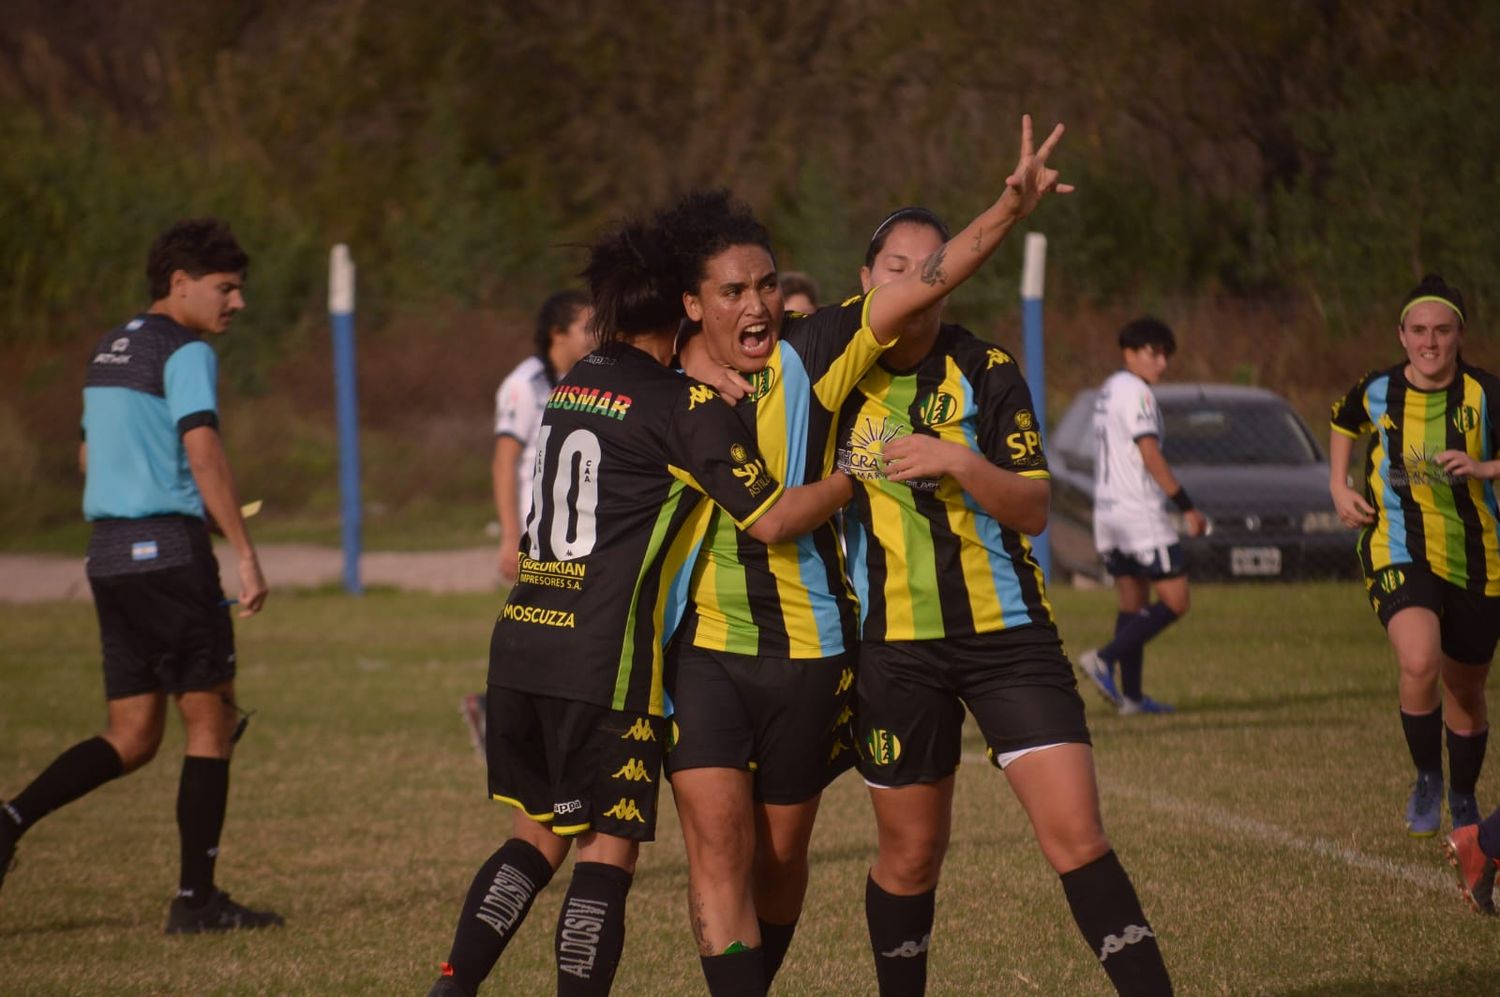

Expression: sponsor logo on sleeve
xmin=93 ymin=337 xmax=133 ymax=366
xmin=731 ymin=456 xmax=774 ymax=496
xmin=1006 ymin=410 xmax=1044 ymax=466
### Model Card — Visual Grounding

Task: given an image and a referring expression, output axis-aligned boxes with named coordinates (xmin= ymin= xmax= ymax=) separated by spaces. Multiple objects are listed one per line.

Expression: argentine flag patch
xmin=131 ymin=540 xmax=159 ymax=562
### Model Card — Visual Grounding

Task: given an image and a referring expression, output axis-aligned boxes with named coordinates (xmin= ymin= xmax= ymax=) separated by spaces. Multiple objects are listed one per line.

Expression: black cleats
xmin=165 ymin=889 xmax=285 ymax=935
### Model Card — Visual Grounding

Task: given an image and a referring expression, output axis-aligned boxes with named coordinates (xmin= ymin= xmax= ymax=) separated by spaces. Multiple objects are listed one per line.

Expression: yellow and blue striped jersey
xmin=1331 ymin=361 xmax=1500 ymax=595
xmin=835 ymin=325 xmax=1054 ymax=641
xmin=682 ymin=292 xmax=889 ymax=658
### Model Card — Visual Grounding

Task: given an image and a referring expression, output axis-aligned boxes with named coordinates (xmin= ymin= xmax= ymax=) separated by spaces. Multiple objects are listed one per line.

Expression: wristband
xmin=1169 ymin=488 xmax=1195 ymax=512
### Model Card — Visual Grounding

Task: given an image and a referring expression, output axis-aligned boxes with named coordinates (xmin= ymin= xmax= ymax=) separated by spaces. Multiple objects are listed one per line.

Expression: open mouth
xmin=739 ymin=323 xmax=773 ymax=360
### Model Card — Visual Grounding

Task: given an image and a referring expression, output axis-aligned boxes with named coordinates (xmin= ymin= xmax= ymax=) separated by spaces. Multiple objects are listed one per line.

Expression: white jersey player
xmin=1078 ymin=317 xmax=1206 ymax=715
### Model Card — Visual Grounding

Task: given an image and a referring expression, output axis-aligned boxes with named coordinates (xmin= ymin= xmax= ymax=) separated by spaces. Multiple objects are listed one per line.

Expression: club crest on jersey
xmin=730 ymin=444 xmax=749 ymax=463
xmin=1453 ymin=405 xmax=1478 ymax=433
xmin=916 ymin=391 xmax=956 ymax=426
xmin=864 ymin=728 xmax=902 ymax=766
xmin=747 ymin=366 xmax=777 ymax=403
xmin=1015 ymin=409 xmax=1035 ymax=431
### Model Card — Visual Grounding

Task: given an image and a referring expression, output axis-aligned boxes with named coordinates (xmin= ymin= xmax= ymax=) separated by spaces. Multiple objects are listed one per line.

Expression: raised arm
xmin=865 ymin=115 xmax=1072 ymax=344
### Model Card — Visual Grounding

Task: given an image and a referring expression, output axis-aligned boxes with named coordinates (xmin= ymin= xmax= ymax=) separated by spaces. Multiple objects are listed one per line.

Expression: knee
xmin=685 ymin=817 xmax=756 ymax=874
xmin=876 ymin=836 xmax=947 ymax=893
xmin=1042 ymin=825 xmax=1112 ymax=874
xmin=1160 ymin=592 xmax=1189 ymax=617
xmin=104 ymin=731 xmax=161 ymax=772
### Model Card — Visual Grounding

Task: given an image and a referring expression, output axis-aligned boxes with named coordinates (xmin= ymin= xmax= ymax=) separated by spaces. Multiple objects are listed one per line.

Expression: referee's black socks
xmin=1060 ymin=850 xmax=1172 ymax=996
xmin=176 ymin=755 xmax=229 ymax=906
xmin=6 ymin=735 xmax=124 ymax=836
xmin=865 ymin=874 xmax=934 ymax=997
xmin=556 ymin=860 xmax=632 ymax=996
xmin=443 ymin=838 xmax=555 ymax=994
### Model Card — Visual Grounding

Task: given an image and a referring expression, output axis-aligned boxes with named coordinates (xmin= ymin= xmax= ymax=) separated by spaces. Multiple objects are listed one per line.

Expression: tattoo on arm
xmin=920 ymin=243 xmax=950 ymax=286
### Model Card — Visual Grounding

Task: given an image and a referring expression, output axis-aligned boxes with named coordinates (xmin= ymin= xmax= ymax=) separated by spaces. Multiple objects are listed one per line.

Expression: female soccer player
xmin=663 ymin=116 xmax=1078 ymax=996
xmin=426 ymin=218 xmax=854 ymax=997
xmin=834 ymin=208 xmax=1173 ymax=996
xmin=1329 ymin=274 xmax=1500 ymax=837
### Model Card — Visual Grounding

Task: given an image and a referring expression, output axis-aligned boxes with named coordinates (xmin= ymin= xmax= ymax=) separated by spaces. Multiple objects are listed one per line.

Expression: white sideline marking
xmin=960 ymin=752 xmax=1455 ymax=892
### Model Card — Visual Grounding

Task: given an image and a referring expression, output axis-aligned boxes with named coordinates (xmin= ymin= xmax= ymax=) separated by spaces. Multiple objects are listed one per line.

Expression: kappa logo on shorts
xmin=602 ymin=798 xmax=646 ymax=823
xmin=828 ymin=737 xmax=849 ymax=764
xmin=611 ymin=758 xmax=652 ymax=783
xmin=621 ymin=717 xmax=657 ymax=742
xmin=554 ymin=799 xmax=584 ymax=815
xmin=835 ymin=667 xmax=854 ymax=695
xmin=865 ymin=729 xmax=903 ymax=766
xmin=835 ymin=704 xmax=853 ymax=727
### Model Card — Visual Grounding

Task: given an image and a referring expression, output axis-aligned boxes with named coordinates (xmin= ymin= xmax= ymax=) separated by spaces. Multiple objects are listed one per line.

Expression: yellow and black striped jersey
xmin=680 ymin=292 xmax=888 ymax=658
xmin=1331 ymin=361 xmax=1500 ymax=594
xmin=835 ymin=325 xmax=1054 ymax=641
xmin=491 ymin=343 xmax=783 ymax=716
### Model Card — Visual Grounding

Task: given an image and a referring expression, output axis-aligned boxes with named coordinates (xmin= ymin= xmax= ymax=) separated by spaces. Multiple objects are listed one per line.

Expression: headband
xmin=1400 ymin=294 xmax=1465 ymax=326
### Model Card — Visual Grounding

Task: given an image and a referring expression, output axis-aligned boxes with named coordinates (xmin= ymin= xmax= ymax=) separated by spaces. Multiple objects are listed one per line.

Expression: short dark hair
xmin=1118 ymin=316 xmax=1176 ymax=356
xmin=580 ymin=217 xmax=683 ymax=346
xmin=865 ymin=207 xmax=951 ymax=268
xmin=658 ymin=189 xmax=774 ymax=295
xmin=533 ymin=290 xmax=591 ymax=356
xmin=778 ymin=271 xmax=820 ymax=309
xmin=1401 ymin=273 xmax=1466 ymax=328
xmin=146 ymin=218 xmax=249 ymax=301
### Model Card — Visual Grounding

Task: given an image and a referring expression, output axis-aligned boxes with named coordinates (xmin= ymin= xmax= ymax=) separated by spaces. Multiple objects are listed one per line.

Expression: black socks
xmin=865 ymin=874 xmax=934 ymax=997
xmin=444 ymin=838 xmax=556 ymax=994
xmin=1446 ymin=725 xmax=1488 ymax=795
xmin=555 ymin=861 xmax=632 ymax=996
xmin=758 ymin=916 xmax=798 ymax=985
xmin=176 ymin=755 xmax=230 ymax=905
xmin=1059 ymin=851 xmax=1172 ymax=996
xmin=1400 ymin=707 xmax=1443 ymax=774
xmin=700 ymin=946 xmax=767 ymax=996
xmin=8 ymin=736 xmax=124 ymax=835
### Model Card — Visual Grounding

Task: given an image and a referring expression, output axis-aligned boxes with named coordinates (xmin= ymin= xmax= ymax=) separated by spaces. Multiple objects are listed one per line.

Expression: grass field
xmin=2 ymin=583 xmax=1498 ymax=995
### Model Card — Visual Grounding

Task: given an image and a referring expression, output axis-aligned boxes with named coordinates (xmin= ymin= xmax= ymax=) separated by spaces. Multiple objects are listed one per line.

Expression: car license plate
xmin=1231 ymin=546 xmax=1282 ymax=576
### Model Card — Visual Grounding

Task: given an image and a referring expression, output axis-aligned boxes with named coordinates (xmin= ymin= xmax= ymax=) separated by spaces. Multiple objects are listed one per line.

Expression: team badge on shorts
xmin=864 ymin=728 xmax=903 ymax=766
xmin=1375 ymin=566 xmax=1405 ymax=594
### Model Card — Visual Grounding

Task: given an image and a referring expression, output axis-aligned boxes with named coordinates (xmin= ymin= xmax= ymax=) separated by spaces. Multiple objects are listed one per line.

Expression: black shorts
xmin=1366 ymin=563 xmax=1500 ymax=665
xmin=486 ymin=687 xmax=666 ymax=842
xmin=663 ymin=644 xmax=855 ymax=805
xmin=87 ymin=518 xmax=234 ymax=700
xmin=854 ymin=627 xmax=1091 ymax=788
xmin=1102 ymin=542 xmax=1186 ymax=581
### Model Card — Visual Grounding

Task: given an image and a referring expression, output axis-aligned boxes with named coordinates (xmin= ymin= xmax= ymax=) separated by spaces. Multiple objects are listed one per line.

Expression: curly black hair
xmin=656 ymin=189 xmax=774 ymax=295
xmin=145 ymin=218 xmax=249 ymax=301
xmin=580 ymin=218 xmax=683 ymax=345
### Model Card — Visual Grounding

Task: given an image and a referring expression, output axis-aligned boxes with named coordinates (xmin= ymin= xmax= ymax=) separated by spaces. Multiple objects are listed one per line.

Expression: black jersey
xmin=490 ymin=342 xmax=783 ymax=715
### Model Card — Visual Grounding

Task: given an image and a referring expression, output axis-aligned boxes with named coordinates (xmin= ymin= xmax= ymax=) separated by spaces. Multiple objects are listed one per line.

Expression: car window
xmin=1160 ymin=401 xmax=1320 ymax=466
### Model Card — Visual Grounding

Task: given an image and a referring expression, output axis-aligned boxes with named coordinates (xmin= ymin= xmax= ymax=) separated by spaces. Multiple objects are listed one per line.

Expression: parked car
xmin=1046 ymin=383 xmax=1361 ymax=583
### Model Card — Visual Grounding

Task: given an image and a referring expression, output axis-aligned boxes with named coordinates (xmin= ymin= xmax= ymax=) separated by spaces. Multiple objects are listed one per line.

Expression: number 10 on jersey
xmin=524 ymin=426 xmax=601 ymax=561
